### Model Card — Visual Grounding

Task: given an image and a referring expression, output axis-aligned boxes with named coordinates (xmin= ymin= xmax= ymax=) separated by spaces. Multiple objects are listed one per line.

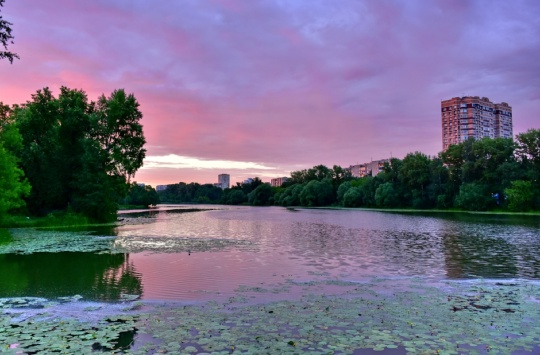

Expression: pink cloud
xmin=1 ymin=0 xmax=539 ymax=186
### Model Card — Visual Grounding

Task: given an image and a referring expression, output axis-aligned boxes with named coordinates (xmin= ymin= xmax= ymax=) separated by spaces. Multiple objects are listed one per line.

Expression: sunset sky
xmin=1 ymin=0 xmax=539 ymax=186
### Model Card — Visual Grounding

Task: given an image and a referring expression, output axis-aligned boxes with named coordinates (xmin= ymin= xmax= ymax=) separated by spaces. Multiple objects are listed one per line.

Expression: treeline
xmin=0 ymin=87 xmax=147 ymax=223
xmin=279 ymin=131 xmax=539 ymax=211
xmin=158 ymin=178 xmax=271 ymax=205
xmin=160 ymin=130 xmax=540 ymax=212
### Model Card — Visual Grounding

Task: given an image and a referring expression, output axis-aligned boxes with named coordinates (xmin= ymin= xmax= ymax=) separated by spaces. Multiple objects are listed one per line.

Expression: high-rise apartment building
xmin=441 ymin=96 xmax=512 ymax=151
xmin=217 ymin=174 xmax=230 ymax=189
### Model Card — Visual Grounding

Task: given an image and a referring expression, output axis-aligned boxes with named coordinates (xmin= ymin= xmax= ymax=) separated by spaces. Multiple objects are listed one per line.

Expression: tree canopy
xmin=0 ymin=0 xmax=19 ymax=63
xmin=3 ymin=87 xmax=146 ymax=222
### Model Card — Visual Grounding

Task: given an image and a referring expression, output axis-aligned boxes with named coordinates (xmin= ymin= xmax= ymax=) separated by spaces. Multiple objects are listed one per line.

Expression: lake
xmin=1 ymin=206 xmax=540 ymax=353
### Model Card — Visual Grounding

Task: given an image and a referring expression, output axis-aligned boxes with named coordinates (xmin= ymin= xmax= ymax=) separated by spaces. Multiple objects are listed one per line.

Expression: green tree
xmin=0 ymin=0 xmax=19 ymax=63
xmin=505 ymin=180 xmax=535 ymax=212
xmin=399 ymin=152 xmax=431 ymax=207
xmin=277 ymin=184 xmax=304 ymax=206
xmin=342 ymin=187 xmax=362 ymax=207
xmin=515 ymin=129 xmax=540 ymax=188
xmin=225 ymin=189 xmax=247 ymax=205
xmin=13 ymin=87 xmax=146 ymax=222
xmin=336 ymin=181 xmax=352 ymax=204
xmin=123 ymin=183 xmax=159 ymax=207
xmin=91 ymin=89 xmax=146 ymax=182
xmin=15 ymin=88 xmax=65 ymax=214
xmin=0 ymin=123 xmax=30 ymax=220
xmin=374 ymin=182 xmax=398 ymax=208
xmin=299 ymin=178 xmax=334 ymax=207
xmin=248 ymin=184 xmax=274 ymax=206
xmin=455 ymin=183 xmax=493 ymax=211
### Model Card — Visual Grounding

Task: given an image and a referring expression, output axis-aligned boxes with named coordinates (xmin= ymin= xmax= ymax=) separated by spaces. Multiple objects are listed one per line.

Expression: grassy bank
xmin=0 ymin=212 xmax=114 ymax=229
xmin=305 ymin=205 xmax=540 ymax=216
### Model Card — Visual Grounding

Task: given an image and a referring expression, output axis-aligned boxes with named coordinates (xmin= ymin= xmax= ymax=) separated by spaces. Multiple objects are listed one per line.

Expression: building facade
xmin=270 ymin=177 xmax=289 ymax=187
xmin=441 ymin=96 xmax=513 ymax=151
xmin=217 ymin=174 xmax=230 ymax=189
xmin=348 ymin=159 xmax=388 ymax=178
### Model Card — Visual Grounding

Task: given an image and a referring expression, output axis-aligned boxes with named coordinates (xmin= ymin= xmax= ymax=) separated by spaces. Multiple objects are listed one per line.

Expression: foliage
xmin=248 ymin=183 xmax=274 ymax=206
xmin=455 ymin=183 xmax=494 ymax=211
xmin=0 ymin=0 xmax=19 ymax=63
xmin=225 ymin=189 xmax=247 ymax=205
xmin=9 ymin=87 xmax=146 ymax=222
xmin=374 ymin=182 xmax=399 ymax=208
xmin=342 ymin=186 xmax=362 ymax=207
xmin=276 ymin=183 xmax=304 ymax=206
xmin=299 ymin=178 xmax=334 ymax=207
xmin=122 ymin=183 xmax=159 ymax=207
xmin=505 ymin=180 xmax=535 ymax=212
xmin=0 ymin=123 xmax=30 ymax=220
xmin=91 ymin=89 xmax=146 ymax=182
xmin=159 ymin=182 xmax=223 ymax=204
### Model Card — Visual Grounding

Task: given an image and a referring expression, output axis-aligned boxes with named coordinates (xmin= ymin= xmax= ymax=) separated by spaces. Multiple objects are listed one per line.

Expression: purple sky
xmin=1 ymin=0 xmax=539 ymax=186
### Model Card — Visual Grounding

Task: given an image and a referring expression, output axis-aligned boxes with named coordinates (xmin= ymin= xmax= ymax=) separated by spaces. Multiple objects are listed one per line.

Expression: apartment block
xmin=270 ymin=177 xmax=289 ymax=187
xmin=348 ymin=159 xmax=388 ymax=178
xmin=217 ymin=174 xmax=230 ymax=189
xmin=441 ymin=96 xmax=513 ymax=151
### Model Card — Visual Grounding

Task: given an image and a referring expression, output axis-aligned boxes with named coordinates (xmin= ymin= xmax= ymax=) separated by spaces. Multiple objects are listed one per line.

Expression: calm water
xmin=1 ymin=206 xmax=540 ymax=302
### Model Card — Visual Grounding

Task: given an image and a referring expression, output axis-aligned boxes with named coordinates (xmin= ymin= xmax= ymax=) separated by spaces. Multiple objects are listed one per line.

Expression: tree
xmin=0 ymin=123 xmax=30 ymax=220
xmin=91 ymin=89 xmax=146 ymax=183
xmin=13 ymin=87 xmax=146 ymax=221
xmin=248 ymin=184 xmax=274 ymax=206
xmin=299 ymin=179 xmax=334 ymax=207
xmin=399 ymin=152 xmax=431 ymax=207
xmin=123 ymin=183 xmax=159 ymax=207
xmin=224 ymin=189 xmax=246 ymax=205
xmin=343 ymin=187 xmax=362 ymax=207
xmin=374 ymin=182 xmax=398 ymax=208
xmin=0 ymin=0 xmax=19 ymax=63
xmin=505 ymin=180 xmax=535 ymax=212
xmin=455 ymin=183 xmax=493 ymax=211
xmin=15 ymin=88 xmax=66 ymax=214
xmin=277 ymin=184 xmax=303 ymax=206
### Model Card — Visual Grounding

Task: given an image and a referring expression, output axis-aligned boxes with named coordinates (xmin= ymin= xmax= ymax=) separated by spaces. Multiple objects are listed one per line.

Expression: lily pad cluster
xmin=0 ymin=313 xmax=137 ymax=353
xmin=0 ymin=229 xmax=117 ymax=255
xmin=1 ymin=280 xmax=539 ymax=353
xmin=128 ymin=280 xmax=540 ymax=354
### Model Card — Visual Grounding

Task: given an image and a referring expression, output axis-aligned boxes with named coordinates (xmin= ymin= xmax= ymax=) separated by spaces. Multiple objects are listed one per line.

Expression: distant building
xmin=270 ymin=177 xmax=289 ymax=187
xmin=441 ymin=96 xmax=513 ymax=151
xmin=243 ymin=178 xmax=254 ymax=184
xmin=156 ymin=185 xmax=168 ymax=192
xmin=218 ymin=174 xmax=230 ymax=189
xmin=348 ymin=159 xmax=388 ymax=178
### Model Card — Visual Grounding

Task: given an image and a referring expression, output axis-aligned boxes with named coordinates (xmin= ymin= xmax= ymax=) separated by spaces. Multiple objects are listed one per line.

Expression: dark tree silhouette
xmin=0 ymin=0 xmax=19 ymax=63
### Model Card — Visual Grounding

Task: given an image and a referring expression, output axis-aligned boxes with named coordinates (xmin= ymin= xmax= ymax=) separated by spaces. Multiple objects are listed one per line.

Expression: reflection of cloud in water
xmin=113 ymin=236 xmax=256 ymax=254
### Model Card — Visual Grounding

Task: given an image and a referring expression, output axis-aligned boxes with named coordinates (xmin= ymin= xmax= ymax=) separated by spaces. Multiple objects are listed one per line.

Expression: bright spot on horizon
xmin=141 ymin=154 xmax=276 ymax=171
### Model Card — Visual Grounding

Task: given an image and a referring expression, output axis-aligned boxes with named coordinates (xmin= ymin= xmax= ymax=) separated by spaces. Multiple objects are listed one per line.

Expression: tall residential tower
xmin=217 ymin=174 xmax=230 ymax=189
xmin=441 ymin=96 xmax=512 ymax=151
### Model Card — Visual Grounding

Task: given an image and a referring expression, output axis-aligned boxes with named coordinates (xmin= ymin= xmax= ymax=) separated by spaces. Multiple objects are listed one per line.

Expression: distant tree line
xmin=159 ymin=130 xmax=540 ymax=212
xmin=0 ymin=87 xmax=147 ymax=223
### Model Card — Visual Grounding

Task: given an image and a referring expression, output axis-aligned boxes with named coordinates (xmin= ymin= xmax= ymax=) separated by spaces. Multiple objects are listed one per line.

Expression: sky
xmin=1 ymin=0 xmax=539 ymax=187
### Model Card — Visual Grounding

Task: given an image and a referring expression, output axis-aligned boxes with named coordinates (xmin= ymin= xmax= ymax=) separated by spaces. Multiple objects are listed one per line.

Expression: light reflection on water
xmin=112 ymin=206 xmax=540 ymax=301
xmin=1 ymin=206 xmax=540 ymax=302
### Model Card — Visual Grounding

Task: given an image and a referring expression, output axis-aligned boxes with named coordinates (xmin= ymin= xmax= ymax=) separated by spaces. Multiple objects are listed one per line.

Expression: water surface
xmin=2 ymin=206 xmax=539 ymax=302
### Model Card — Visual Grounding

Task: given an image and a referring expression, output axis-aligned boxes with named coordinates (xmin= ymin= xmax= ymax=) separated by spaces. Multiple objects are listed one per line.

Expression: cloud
xmin=1 ymin=0 xmax=539 ymax=185
xmin=141 ymin=154 xmax=275 ymax=171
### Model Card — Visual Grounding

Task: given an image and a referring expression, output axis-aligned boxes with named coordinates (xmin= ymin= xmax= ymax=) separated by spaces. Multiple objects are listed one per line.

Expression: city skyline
xmin=1 ymin=1 xmax=539 ymax=186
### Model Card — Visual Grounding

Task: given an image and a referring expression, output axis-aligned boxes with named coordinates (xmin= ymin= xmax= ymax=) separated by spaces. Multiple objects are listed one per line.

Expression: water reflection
xmin=0 ymin=252 xmax=142 ymax=301
xmin=2 ymin=206 xmax=540 ymax=302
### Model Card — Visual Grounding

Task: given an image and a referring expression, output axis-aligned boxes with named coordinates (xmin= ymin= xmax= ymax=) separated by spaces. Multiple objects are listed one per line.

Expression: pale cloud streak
xmin=142 ymin=154 xmax=275 ymax=171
